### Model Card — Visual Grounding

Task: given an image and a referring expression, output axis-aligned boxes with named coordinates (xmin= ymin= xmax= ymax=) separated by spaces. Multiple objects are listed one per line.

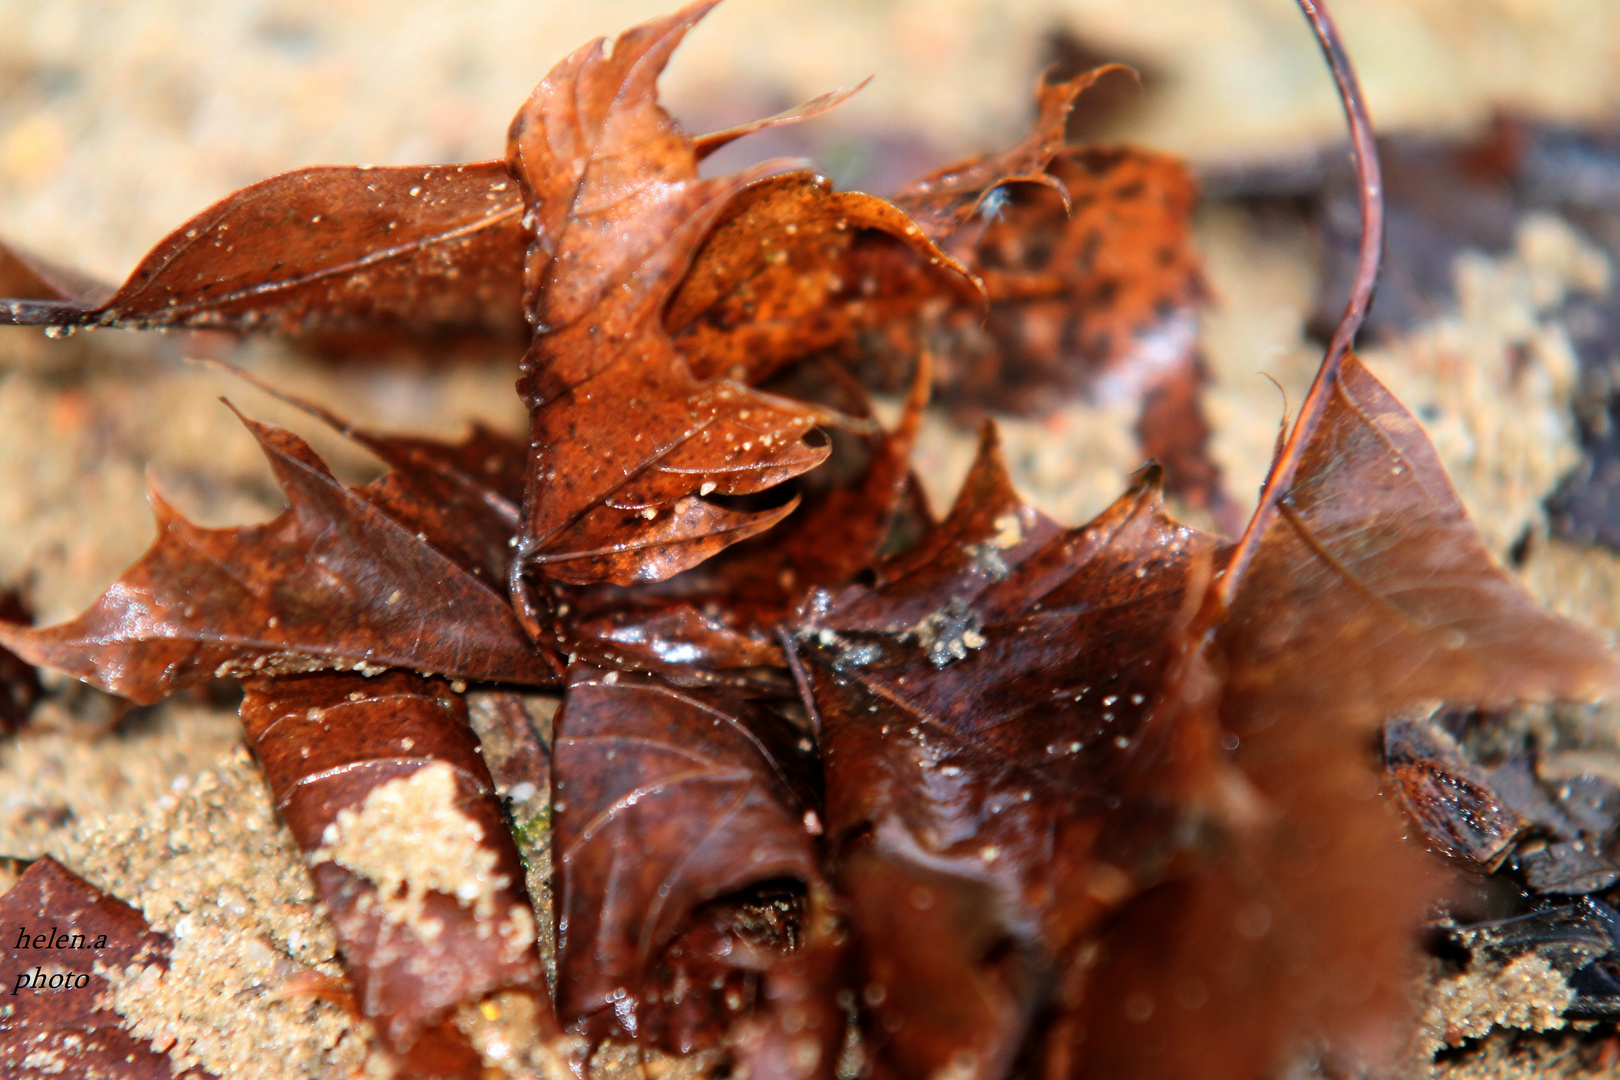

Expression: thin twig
xmin=1216 ymin=0 xmax=1382 ymax=606
xmin=778 ymin=625 xmax=823 ymax=738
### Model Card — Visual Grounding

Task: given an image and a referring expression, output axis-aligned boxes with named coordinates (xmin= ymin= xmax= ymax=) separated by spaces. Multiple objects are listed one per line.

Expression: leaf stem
xmin=1216 ymin=0 xmax=1382 ymax=606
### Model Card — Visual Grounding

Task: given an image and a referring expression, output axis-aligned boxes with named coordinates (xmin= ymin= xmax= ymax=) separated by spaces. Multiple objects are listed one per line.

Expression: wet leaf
xmin=549 ymin=664 xmax=843 ymax=1074
xmin=666 ymin=171 xmax=976 ymax=388
xmin=1384 ymin=713 xmax=1526 ymax=870
xmin=0 ymin=164 xmax=530 ymax=347
xmin=554 ymin=352 xmax=935 ymax=685
xmin=0 ymin=857 xmax=214 ymax=1079
xmin=801 ymin=430 xmax=1220 ymax=1080
xmin=240 ymin=670 xmax=551 ymax=1057
xmin=1061 ymin=356 xmax=1620 ymax=1080
xmin=505 ymin=2 xmax=840 ymax=588
xmin=0 ymin=411 xmax=553 ymax=704
xmin=222 ymin=370 xmax=528 ymax=588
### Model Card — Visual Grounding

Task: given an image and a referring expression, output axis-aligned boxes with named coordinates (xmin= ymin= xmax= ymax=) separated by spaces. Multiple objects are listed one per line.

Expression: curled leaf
xmin=506 ymin=2 xmax=836 ymax=587
xmin=666 ymin=171 xmax=977 ymax=387
xmin=550 ymin=663 xmax=842 ymax=1074
xmin=240 ymin=671 xmax=551 ymax=1057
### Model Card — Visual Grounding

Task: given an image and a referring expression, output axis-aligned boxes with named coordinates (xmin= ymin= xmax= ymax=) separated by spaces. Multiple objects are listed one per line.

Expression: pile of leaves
xmin=0 ymin=2 xmax=1614 ymax=1078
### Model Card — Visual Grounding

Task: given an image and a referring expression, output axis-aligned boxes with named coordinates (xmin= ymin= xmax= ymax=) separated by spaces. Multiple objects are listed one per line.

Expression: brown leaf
xmin=505 ymin=2 xmax=844 ymax=588
xmin=219 ymin=369 xmax=527 ymax=587
xmin=553 ymin=354 xmax=934 ymax=685
xmin=0 ymin=857 xmax=214 ymax=1079
xmin=802 ymin=433 xmax=1221 ymax=1080
xmin=1384 ymin=714 xmax=1526 ymax=870
xmin=0 ymin=411 xmax=553 ymax=704
xmin=961 ymin=147 xmax=1207 ymax=403
xmin=0 ymin=163 xmax=528 ymax=346
xmin=1060 ymin=356 xmax=1620 ymax=1080
xmin=1223 ymin=356 xmax=1617 ymax=717
xmin=891 ymin=69 xmax=1116 ymax=240
xmin=240 ymin=670 xmax=550 ymax=1055
xmin=550 ymin=663 xmax=842 ymax=1075
xmin=820 ymin=424 xmax=1061 ymax=636
xmin=666 ymin=171 xmax=977 ymax=387
xmin=920 ymin=139 xmax=1228 ymax=516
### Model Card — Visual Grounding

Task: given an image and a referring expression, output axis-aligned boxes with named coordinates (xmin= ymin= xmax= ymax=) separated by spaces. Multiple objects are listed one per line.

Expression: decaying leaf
xmin=891 ymin=68 xmax=1110 ymax=240
xmin=0 ymin=857 xmax=214 ymax=1079
xmin=665 ymin=171 xmax=976 ymax=388
xmin=800 ymin=429 xmax=1220 ymax=1080
xmin=935 ymin=143 xmax=1222 ymax=514
xmin=504 ymin=3 xmax=847 ymax=591
xmin=0 ymin=410 xmax=554 ymax=703
xmin=240 ymin=670 xmax=550 ymax=1064
xmin=551 ymin=351 xmax=934 ymax=686
xmin=549 ymin=663 xmax=843 ymax=1076
xmin=217 ymin=367 xmax=529 ymax=588
xmin=0 ymin=163 xmax=529 ymax=348
xmin=0 ymin=2 xmax=1615 ymax=1079
xmin=1059 ymin=356 xmax=1620 ymax=1080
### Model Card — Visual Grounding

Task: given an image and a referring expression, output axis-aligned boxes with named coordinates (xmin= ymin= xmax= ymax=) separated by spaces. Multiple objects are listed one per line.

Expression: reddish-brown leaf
xmin=1060 ymin=356 xmax=1620 ymax=1080
xmin=949 ymin=147 xmax=1207 ymax=409
xmin=801 ymin=431 xmax=1221 ymax=1080
xmin=0 ymin=83 xmax=870 ymax=351
xmin=691 ymin=83 xmax=869 ymax=162
xmin=0 ymin=857 xmax=214 ymax=1079
xmin=819 ymin=424 xmax=1061 ymax=636
xmin=505 ymin=2 xmax=848 ymax=588
xmin=0 ymin=411 xmax=553 ymax=704
xmin=240 ymin=670 xmax=551 ymax=1057
xmin=220 ymin=370 xmax=528 ymax=588
xmin=553 ymin=355 xmax=934 ymax=684
xmin=0 ymin=163 xmax=529 ymax=346
xmin=665 ymin=171 xmax=976 ymax=388
xmin=549 ymin=664 xmax=843 ymax=1075
xmin=892 ymin=68 xmax=1117 ymax=240
xmin=909 ymin=135 xmax=1227 ymax=518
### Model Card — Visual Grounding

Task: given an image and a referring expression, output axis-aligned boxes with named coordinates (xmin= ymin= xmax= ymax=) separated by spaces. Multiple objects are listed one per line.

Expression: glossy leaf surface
xmin=804 ymin=430 xmax=1220 ymax=1080
xmin=0 ymin=164 xmax=529 ymax=345
xmin=0 ymin=412 xmax=552 ymax=704
xmin=505 ymin=2 xmax=837 ymax=587
xmin=241 ymin=670 xmax=549 ymax=1056
xmin=550 ymin=664 xmax=842 ymax=1074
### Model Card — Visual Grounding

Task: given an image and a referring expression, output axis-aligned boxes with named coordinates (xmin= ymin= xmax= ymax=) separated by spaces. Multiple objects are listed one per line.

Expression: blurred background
xmin=0 ymin=0 xmax=1616 ymax=625
xmin=0 ymin=0 xmax=1612 ymax=283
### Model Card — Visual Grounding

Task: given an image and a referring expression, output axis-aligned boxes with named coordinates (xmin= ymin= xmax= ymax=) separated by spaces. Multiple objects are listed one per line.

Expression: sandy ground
xmin=0 ymin=1 xmax=1616 ymax=1077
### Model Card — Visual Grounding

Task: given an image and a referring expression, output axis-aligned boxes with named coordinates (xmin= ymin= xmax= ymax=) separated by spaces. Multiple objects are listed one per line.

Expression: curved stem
xmin=1216 ymin=0 xmax=1382 ymax=606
